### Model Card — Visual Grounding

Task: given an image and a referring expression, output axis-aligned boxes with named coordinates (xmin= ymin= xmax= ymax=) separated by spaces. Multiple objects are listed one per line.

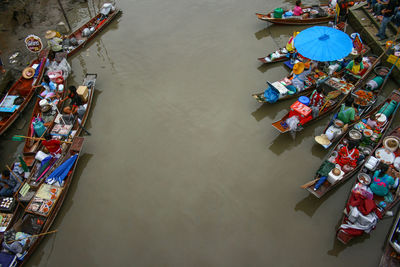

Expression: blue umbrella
xmin=294 ymin=26 xmax=353 ymax=62
xmin=46 ymin=154 xmax=78 ymax=184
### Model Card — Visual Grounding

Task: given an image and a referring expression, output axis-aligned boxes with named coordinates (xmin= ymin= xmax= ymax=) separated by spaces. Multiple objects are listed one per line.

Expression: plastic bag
xmin=286 ymin=116 xmax=300 ymax=131
xmin=263 ymin=87 xmax=279 ymax=103
xmin=46 ymin=58 xmax=71 ymax=80
xmin=352 ymin=183 xmax=373 ymax=200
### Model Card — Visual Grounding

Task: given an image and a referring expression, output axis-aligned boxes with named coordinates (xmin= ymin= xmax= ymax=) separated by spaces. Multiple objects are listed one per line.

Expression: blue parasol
xmin=294 ymin=26 xmax=353 ymax=62
xmin=46 ymin=154 xmax=78 ymax=184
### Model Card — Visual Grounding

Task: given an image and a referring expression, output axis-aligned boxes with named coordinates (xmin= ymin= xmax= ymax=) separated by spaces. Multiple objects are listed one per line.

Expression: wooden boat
xmin=271 ymin=54 xmax=381 ymax=134
xmin=0 ymin=50 xmax=48 ymax=135
xmin=65 ymin=6 xmax=122 ymax=58
xmin=314 ymin=53 xmax=388 ymax=149
xmin=258 ymin=48 xmax=288 ymax=64
xmin=303 ymin=90 xmax=400 ymax=198
xmin=22 ymin=73 xmax=96 ymax=187
xmin=252 ymin=68 xmax=327 ymax=104
xmin=379 ymin=208 xmax=400 ymax=267
xmin=336 ymin=126 xmax=400 ymax=244
xmin=255 ymin=5 xmax=335 ymax=25
xmin=9 ymin=137 xmax=84 ymax=267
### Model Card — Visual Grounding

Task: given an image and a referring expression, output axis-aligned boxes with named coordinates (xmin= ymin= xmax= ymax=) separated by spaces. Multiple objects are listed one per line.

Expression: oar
xmin=5 ymin=165 xmax=23 ymax=184
xmin=300 ymin=178 xmax=320 ymax=189
xmin=12 ymin=135 xmax=72 ymax=144
xmin=6 ymin=229 xmax=58 ymax=244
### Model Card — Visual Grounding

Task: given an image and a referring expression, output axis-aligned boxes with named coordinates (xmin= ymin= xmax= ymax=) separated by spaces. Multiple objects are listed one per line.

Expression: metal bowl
xmin=349 ymin=129 xmax=362 ymax=141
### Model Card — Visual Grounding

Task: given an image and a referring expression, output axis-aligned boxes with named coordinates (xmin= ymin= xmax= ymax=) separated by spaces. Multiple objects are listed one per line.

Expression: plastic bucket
xmin=273 ymin=8 xmax=284 ymax=18
xmin=298 ymin=96 xmax=310 ymax=106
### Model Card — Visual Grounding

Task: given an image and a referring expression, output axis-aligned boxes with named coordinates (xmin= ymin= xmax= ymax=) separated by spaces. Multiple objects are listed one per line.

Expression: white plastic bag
xmin=286 ymin=116 xmax=300 ymax=131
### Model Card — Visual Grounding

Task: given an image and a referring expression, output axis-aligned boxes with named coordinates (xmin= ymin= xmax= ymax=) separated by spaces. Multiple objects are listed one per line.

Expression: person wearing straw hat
xmin=45 ymin=30 xmax=63 ymax=56
xmin=291 ymin=61 xmax=313 ymax=91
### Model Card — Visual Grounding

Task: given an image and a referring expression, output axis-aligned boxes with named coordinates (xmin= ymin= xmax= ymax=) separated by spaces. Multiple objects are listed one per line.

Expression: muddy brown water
xmin=1 ymin=0 xmax=400 ymax=266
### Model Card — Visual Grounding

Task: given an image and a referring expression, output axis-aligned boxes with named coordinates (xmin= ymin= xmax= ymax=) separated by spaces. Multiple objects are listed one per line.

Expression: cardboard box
xmin=77 ymin=85 xmax=88 ymax=103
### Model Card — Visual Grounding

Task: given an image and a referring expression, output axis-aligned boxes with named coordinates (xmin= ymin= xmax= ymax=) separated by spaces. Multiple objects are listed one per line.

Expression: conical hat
xmin=315 ymin=134 xmax=331 ymax=145
xmin=22 ymin=67 xmax=35 ymax=79
xmin=45 ymin=30 xmax=56 ymax=39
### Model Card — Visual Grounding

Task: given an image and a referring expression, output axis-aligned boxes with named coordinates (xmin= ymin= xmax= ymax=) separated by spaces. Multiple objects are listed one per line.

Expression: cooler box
xmin=77 ymin=85 xmax=88 ymax=103
xmin=290 ymin=101 xmax=311 ymax=116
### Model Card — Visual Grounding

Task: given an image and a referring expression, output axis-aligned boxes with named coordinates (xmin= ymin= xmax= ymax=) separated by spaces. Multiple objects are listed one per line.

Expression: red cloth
xmin=309 ymin=91 xmax=324 ymax=108
xmin=336 ymin=146 xmax=359 ymax=167
xmin=346 ymin=193 xmax=381 ymax=217
xmin=42 ymin=139 xmax=61 ymax=154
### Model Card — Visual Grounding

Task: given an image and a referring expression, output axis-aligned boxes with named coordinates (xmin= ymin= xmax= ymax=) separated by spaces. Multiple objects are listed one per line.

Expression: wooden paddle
xmin=6 ymin=229 xmax=58 ymax=244
xmin=5 ymin=165 xmax=23 ymax=184
xmin=300 ymin=178 xmax=320 ymax=189
xmin=12 ymin=135 xmax=72 ymax=144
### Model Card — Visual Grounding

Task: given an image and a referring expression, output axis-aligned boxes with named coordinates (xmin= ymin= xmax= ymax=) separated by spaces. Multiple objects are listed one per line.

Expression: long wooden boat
xmin=379 ymin=208 xmax=400 ymax=267
xmin=258 ymin=48 xmax=288 ymax=64
xmin=336 ymin=126 xmax=400 ymax=244
xmin=255 ymin=4 xmax=335 ymax=25
xmin=271 ymin=54 xmax=381 ymax=134
xmin=65 ymin=6 xmax=122 ymax=58
xmin=22 ymin=73 xmax=96 ymax=188
xmin=0 ymin=50 xmax=48 ymax=135
xmin=252 ymin=68 xmax=327 ymax=104
xmin=11 ymin=137 xmax=84 ymax=267
xmin=314 ymin=53 xmax=388 ymax=149
xmin=304 ymin=90 xmax=400 ymax=198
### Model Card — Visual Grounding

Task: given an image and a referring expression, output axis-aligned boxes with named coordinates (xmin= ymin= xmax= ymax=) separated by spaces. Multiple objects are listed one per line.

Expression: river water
xmin=1 ymin=0 xmax=399 ymax=266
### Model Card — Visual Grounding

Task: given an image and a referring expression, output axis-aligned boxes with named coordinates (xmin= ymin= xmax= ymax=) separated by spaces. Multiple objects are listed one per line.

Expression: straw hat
xmin=45 ymin=30 xmax=57 ymax=39
xmin=315 ymin=134 xmax=331 ymax=145
xmin=22 ymin=67 xmax=35 ymax=79
xmin=293 ymin=62 xmax=305 ymax=75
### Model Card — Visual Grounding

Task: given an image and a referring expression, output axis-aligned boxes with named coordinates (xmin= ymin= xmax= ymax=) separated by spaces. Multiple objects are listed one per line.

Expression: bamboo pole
xmin=6 ymin=230 xmax=58 ymax=244
xmin=57 ymin=0 xmax=72 ymax=32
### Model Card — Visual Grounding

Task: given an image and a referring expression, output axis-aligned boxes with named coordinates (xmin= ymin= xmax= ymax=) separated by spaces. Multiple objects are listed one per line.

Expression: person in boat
xmin=337 ymin=0 xmax=355 ymax=22
xmin=366 ymin=114 xmax=378 ymax=129
xmin=336 ymin=140 xmax=360 ymax=168
xmin=0 ymin=170 xmax=19 ymax=197
xmin=286 ymin=32 xmax=299 ymax=63
xmin=337 ymin=97 xmax=360 ymax=124
xmin=345 ymin=56 xmax=365 ymax=78
xmin=370 ymin=163 xmax=398 ymax=197
xmin=293 ymin=0 xmax=303 ymax=16
xmin=60 ymin=85 xmax=83 ymax=114
xmin=291 ymin=61 xmax=313 ymax=91
xmin=3 ymin=228 xmax=32 ymax=255
xmin=33 ymin=75 xmax=58 ymax=99
xmin=42 ymin=133 xmax=62 ymax=157
xmin=309 ymin=86 xmax=325 ymax=117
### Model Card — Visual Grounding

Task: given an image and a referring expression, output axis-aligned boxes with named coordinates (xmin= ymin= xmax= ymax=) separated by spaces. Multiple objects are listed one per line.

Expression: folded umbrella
xmin=46 ymin=154 xmax=78 ymax=184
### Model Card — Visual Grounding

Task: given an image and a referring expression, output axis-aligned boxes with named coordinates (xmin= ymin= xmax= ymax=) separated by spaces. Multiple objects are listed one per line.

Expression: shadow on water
xmin=294 ymin=193 xmax=330 ymax=218
xmin=268 ymin=128 xmax=309 ymax=156
xmin=26 ymin=152 xmax=94 ymax=267
xmin=257 ymin=61 xmax=289 ymax=74
xmin=251 ymin=100 xmax=289 ymax=122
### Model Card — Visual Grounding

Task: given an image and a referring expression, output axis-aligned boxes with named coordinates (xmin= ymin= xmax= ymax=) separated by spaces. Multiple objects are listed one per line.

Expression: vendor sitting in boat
xmin=345 ymin=56 xmax=366 ymax=78
xmin=291 ymin=61 xmax=313 ymax=91
xmin=0 ymin=170 xmax=20 ymax=197
xmin=60 ymin=85 xmax=83 ymax=114
xmin=335 ymin=141 xmax=360 ymax=168
xmin=369 ymin=163 xmax=398 ymax=197
xmin=309 ymin=86 xmax=325 ymax=117
xmin=293 ymin=0 xmax=303 ymax=16
xmin=337 ymin=97 xmax=360 ymax=124
xmin=33 ymin=76 xmax=59 ymax=100
xmin=366 ymin=114 xmax=378 ymax=129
